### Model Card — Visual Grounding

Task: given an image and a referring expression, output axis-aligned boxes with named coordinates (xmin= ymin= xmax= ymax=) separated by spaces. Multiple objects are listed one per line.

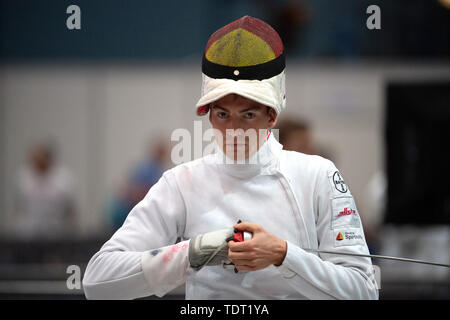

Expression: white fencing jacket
xmin=83 ymin=134 xmax=379 ymax=300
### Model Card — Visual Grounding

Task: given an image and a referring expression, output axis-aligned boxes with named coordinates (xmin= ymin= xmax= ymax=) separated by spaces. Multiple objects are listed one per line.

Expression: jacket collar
xmin=212 ymin=132 xmax=283 ymax=179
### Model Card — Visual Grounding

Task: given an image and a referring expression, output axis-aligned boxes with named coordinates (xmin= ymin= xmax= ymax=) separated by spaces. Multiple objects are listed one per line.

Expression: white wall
xmin=1 ymin=62 xmax=449 ymax=237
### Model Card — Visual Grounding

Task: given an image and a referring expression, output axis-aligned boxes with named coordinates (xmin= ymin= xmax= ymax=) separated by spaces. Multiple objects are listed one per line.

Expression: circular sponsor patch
xmin=333 ymin=171 xmax=348 ymax=193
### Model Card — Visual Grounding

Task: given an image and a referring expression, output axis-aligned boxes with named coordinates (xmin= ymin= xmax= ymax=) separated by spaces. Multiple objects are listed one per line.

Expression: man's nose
xmin=227 ymin=116 xmax=241 ymax=131
xmin=225 ymin=123 xmax=245 ymax=142
xmin=224 ymin=118 xmax=240 ymax=135
xmin=225 ymin=129 xmax=243 ymax=141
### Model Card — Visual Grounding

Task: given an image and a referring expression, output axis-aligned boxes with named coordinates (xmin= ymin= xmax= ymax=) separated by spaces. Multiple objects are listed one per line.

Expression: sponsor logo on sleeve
xmin=337 ymin=207 xmax=356 ymax=217
xmin=343 ymin=231 xmax=363 ymax=241
xmin=331 ymin=196 xmax=361 ymax=229
xmin=332 ymin=171 xmax=348 ymax=193
xmin=334 ymin=229 xmax=365 ymax=247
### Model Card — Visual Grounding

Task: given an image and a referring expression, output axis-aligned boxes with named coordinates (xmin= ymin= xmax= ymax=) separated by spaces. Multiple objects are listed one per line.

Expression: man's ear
xmin=267 ymin=107 xmax=277 ymax=129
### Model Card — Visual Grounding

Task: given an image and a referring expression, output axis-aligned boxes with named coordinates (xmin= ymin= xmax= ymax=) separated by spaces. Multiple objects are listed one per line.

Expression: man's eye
xmin=218 ymin=112 xmax=228 ymax=119
xmin=245 ymin=112 xmax=255 ymax=119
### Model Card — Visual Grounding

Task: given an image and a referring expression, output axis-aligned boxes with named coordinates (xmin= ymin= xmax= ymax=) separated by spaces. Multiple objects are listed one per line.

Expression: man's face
xmin=208 ymin=94 xmax=277 ymax=161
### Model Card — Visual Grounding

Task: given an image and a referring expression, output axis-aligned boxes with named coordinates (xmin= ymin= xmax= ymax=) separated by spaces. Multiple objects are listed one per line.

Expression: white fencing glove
xmin=188 ymin=227 xmax=235 ymax=271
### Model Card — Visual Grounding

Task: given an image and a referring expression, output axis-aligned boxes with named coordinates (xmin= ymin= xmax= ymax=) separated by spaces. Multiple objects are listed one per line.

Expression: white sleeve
xmin=82 ymin=170 xmax=193 ymax=299
xmin=274 ymin=160 xmax=379 ymax=300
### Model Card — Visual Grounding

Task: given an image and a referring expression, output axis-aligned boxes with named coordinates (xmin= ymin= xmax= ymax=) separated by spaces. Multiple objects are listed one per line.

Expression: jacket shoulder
xmin=280 ymin=150 xmax=334 ymax=174
xmin=162 ymin=154 xmax=215 ymax=181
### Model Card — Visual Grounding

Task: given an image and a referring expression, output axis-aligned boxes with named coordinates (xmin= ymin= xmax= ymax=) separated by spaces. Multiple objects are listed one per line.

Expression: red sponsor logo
xmin=337 ymin=207 xmax=356 ymax=217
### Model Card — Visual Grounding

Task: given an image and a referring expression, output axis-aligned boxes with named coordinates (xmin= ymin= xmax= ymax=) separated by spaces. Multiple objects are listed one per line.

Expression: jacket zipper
xmin=273 ymin=170 xmax=312 ymax=250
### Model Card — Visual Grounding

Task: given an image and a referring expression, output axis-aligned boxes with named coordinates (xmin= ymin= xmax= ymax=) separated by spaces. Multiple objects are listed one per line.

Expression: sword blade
xmin=304 ymin=249 xmax=450 ymax=268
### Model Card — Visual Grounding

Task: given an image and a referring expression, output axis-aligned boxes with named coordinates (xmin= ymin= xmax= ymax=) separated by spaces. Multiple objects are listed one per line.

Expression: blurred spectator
xmin=13 ymin=141 xmax=77 ymax=240
xmin=364 ymin=170 xmax=449 ymax=281
xmin=276 ymin=117 xmax=335 ymax=161
xmin=109 ymin=138 xmax=172 ymax=230
xmin=276 ymin=118 xmax=317 ymax=154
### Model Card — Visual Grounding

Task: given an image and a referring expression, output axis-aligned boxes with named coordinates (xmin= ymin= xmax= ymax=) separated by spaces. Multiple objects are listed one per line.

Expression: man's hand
xmin=228 ymin=222 xmax=287 ymax=271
